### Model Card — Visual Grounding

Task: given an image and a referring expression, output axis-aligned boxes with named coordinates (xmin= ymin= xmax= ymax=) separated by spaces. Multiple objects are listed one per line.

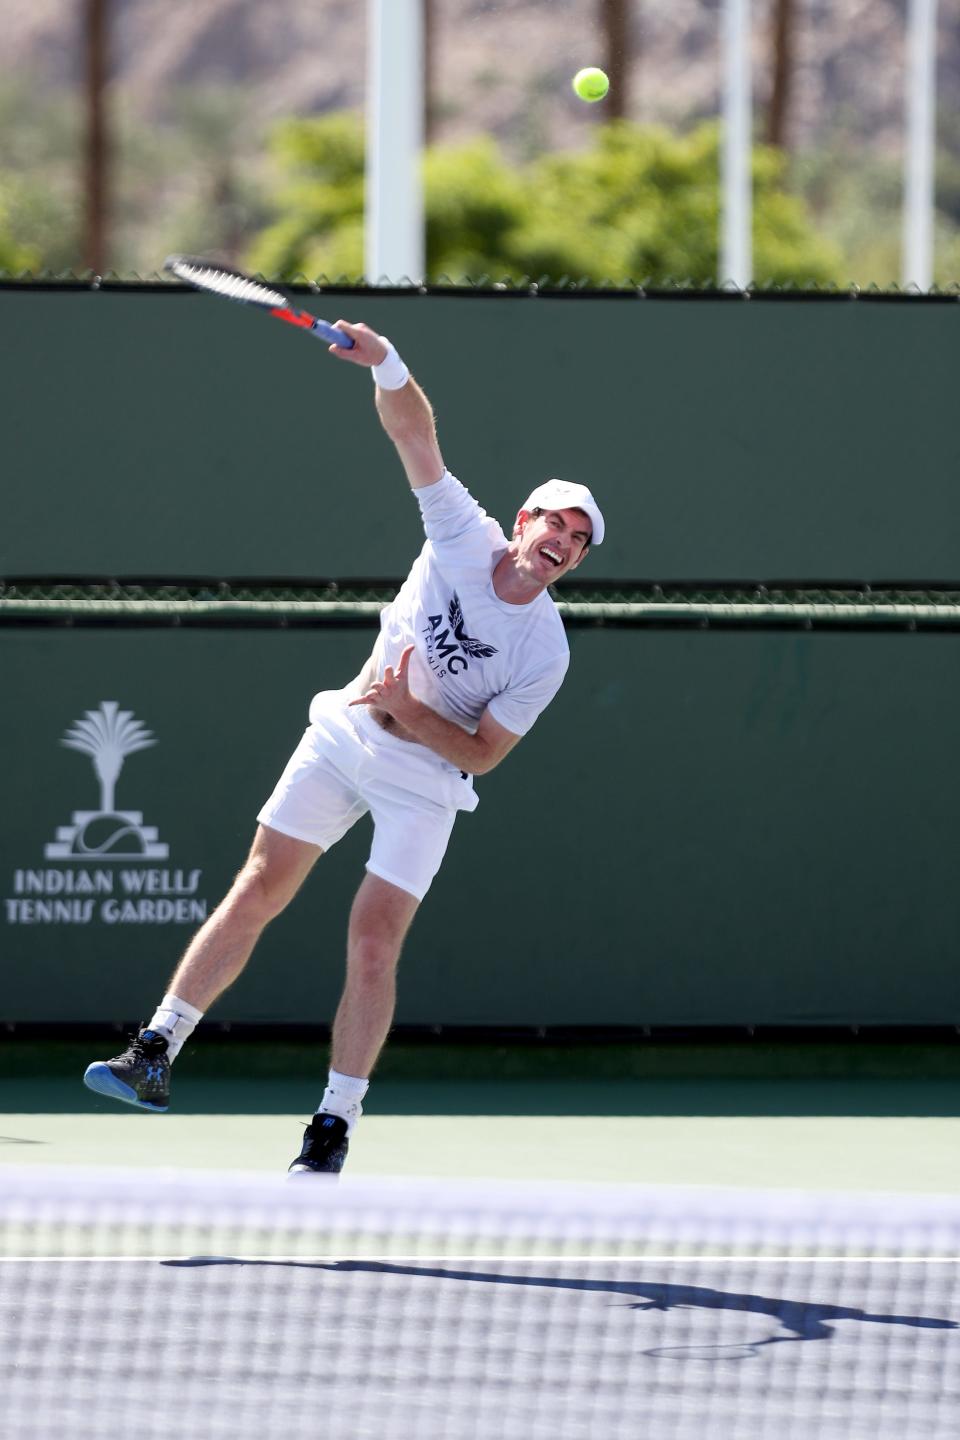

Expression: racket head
xmin=163 ymin=255 xmax=289 ymax=311
xmin=163 ymin=255 xmax=355 ymax=348
xmin=645 ymin=1343 xmax=764 ymax=1360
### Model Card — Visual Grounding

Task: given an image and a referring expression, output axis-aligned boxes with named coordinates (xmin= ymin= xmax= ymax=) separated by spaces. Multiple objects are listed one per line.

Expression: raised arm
xmin=328 ymin=320 xmax=445 ymax=490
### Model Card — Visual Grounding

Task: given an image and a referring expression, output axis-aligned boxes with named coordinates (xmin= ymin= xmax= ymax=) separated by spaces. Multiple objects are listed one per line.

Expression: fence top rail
xmin=3 ymin=275 xmax=960 ymax=303
xmin=4 ymin=583 xmax=960 ymax=630
xmin=4 ymin=581 xmax=960 ymax=603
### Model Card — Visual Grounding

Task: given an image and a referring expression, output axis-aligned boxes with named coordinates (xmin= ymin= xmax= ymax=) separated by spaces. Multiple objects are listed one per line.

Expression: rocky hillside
xmin=3 ymin=0 xmax=954 ymax=159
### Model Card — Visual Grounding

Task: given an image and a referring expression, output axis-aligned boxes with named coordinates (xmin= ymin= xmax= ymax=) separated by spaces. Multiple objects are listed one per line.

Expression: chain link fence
xmin=4 ymin=580 xmax=960 ymax=628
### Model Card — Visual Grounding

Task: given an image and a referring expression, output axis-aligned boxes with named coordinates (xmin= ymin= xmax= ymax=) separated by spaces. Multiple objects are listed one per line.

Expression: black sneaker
xmin=83 ymin=1029 xmax=171 ymax=1112
xmin=287 ymin=1114 xmax=350 ymax=1175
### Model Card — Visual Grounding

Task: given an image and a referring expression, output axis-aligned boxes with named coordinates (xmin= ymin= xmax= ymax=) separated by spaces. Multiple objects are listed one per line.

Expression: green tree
xmin=246 ymin=111 xmax=841 ymax=287
xmin=510 ymin=122 xmax=840 ymax=285
xmin=132 ymin=87 xmax=272 ymax=271
xmin=792 ymin=113 xmax=960 ymax=289
xmin=0 ymin=188 xmax=39 ymax=272
xmin=0 ymin=77 xmax=81 ymax=271
xmin=791 ymin=137 xmax=902 ymax=288
xmin=424 ymin=138 xmax=528 ymax=280
xmin=246 ymin=114 xmax=366 ymax=280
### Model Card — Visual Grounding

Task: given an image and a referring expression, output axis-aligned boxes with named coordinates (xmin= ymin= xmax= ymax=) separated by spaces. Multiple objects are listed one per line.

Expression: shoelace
xmin=116 ymin=1035 xmax=163 ymax=1065
xmin=116 ymin=1042 xmax=147 ymax=1064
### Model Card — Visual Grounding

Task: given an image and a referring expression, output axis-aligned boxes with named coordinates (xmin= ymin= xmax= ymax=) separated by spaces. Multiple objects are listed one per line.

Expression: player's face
xmin=514 ymin=507 xmax=591 ymax=584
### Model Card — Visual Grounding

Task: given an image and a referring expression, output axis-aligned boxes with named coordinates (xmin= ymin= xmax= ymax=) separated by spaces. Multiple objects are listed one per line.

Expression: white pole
xmin=365 ymin=0 xmax=425 ymax=284
xmin=902 ymin=0 xmax=938 ymax=291
xmin=721 ymin=0 xmax=752 ymax=288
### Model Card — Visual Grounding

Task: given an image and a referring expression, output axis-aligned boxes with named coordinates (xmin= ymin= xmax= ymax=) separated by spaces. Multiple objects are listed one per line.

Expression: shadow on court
xmin=163 ymin=1254 xmax=960 ymax=1354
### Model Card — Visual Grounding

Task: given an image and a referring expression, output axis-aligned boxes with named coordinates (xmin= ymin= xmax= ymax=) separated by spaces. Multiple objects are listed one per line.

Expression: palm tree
xmin=767 ymin=0 xmax=797 ymax=148
xmin=600 ymin=0 xmax=631 ymax=121
xmin=84 ymin=0 xmax=110 ymax=272
xmin=424 ymin=0 xmax=437 ymax=145
xmin=61 ymin=701 xmax=157 ymax=814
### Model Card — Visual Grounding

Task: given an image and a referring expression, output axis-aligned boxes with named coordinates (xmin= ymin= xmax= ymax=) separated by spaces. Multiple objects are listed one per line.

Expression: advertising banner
xmin=3 ymin=624 xmax=958 ymax=1027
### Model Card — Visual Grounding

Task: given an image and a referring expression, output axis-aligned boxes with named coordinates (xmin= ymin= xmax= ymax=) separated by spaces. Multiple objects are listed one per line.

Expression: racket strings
xmin=168 ymin=260 xmax=287 ymax=310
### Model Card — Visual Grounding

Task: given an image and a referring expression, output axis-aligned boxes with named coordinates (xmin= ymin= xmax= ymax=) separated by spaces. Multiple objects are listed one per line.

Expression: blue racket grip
xmin=311 ymin=318 xmax=355 ymax=349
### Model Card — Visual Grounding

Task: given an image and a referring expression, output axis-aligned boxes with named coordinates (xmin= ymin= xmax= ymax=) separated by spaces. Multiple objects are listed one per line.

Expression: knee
xmin=227 ymin=859 xmax=293 ymax=926
xmin=348 ymin=931 xmax=401 ymax=985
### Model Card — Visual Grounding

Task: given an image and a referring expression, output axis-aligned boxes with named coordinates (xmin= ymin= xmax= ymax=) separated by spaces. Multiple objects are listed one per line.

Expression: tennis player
xmin=84 ymin=322 xmax=605 ymax=1174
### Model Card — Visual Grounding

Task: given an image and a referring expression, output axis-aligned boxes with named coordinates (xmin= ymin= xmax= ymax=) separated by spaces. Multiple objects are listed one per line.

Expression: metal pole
xmin=902 ymin=0 xmax=938 ymax=290
xmin=365 ymin=0 xmax=425 ymax=284
xmin=721 ymin=0 xmax=752 ymax=288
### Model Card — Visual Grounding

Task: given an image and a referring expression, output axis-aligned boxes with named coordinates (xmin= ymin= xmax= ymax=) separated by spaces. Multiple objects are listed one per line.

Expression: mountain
xmin=1 ymin=0 xmax=948 ymax=159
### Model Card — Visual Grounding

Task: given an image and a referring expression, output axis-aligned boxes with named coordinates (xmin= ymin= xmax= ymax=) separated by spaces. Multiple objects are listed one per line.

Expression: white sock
xmin=146 ymin=992 xmax=204 ymax=1062
xmin=317 ymin=1069 xmax=369 ymax=1137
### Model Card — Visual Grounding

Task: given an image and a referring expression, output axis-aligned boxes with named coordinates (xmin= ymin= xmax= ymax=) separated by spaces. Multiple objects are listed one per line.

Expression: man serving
xmin=84 ymin=321 xmax=605 ymax=1174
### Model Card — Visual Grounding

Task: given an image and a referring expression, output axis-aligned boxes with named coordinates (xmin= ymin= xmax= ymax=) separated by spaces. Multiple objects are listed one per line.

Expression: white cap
xmin=520 ymin=479 xmax=605 ymax=546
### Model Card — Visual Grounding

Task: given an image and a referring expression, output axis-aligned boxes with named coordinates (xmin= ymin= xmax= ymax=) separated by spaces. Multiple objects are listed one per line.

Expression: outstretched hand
xmin=348 ymin=644 xmax=419 ymax=724
xmin=328 ymin=320 xmax=389 ymax=367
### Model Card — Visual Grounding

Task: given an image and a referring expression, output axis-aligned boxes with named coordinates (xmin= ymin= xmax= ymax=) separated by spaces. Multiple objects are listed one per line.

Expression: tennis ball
xmin=572 ymin=67 xmax=609 ymax=103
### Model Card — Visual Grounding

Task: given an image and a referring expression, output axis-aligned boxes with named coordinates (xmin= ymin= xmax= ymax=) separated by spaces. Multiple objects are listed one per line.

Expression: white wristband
xmin=371 ymin=339 xmax=410 ymax=391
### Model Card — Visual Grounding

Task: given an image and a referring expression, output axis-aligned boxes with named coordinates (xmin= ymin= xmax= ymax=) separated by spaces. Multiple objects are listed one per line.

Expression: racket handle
xmin=311 ymin=318 xmax=355 ymax=349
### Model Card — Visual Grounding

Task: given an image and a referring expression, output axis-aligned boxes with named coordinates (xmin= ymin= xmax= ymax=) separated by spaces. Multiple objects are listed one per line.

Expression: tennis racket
xmin=163 ymin=256 xmax=355 ymax=349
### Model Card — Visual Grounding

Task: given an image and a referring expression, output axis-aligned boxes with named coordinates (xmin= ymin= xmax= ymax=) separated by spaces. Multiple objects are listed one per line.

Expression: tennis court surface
xmin=3 ymin=1167 xmax=959 ymax=1439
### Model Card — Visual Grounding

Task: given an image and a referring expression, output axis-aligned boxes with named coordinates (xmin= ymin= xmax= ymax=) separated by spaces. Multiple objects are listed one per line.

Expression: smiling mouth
xmin=539 ymin=545 xmax=564 ymax=567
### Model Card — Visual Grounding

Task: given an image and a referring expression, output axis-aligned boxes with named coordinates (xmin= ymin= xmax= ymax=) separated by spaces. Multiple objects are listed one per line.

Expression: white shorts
xmin=256 ymin=691 xmax=477 ymax=901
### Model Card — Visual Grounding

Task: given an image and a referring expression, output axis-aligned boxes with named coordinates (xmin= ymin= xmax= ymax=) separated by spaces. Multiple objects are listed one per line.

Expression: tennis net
xmin=2 ymin=1166 xmax=959 ymax=1439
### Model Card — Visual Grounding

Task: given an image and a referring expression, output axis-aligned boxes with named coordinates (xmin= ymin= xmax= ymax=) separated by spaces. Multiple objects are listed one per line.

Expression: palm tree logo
xmin=44 ymin=701 xmax=169 ymax=860
xmin=61 ymin=702 xmax=157 ymax=814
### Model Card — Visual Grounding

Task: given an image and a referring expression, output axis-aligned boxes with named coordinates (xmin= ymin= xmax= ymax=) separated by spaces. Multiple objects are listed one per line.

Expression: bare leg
xmin=167 ymin=824 xmax=322 ymax=1013
xmin=330 ymin=872 xmax=420 ymax=1078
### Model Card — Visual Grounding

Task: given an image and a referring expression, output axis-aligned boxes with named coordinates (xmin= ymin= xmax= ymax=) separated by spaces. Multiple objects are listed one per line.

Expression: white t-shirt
xmin=370 ymin=470 xmax=570 ymax=738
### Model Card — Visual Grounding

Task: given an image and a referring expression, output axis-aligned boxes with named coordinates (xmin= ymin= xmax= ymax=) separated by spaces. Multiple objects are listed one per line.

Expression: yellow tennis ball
xmin=573 ymin=67 xmax=609 ymax=102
